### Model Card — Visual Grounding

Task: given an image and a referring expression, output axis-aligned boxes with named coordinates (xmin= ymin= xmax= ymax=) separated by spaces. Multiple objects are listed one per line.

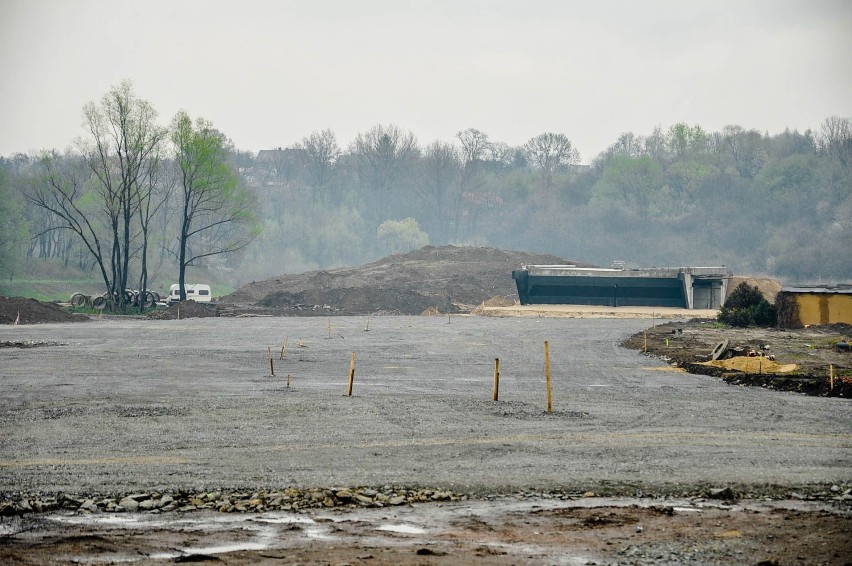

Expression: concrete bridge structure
xmin=512 ymin=265 xmax=732 ymax=310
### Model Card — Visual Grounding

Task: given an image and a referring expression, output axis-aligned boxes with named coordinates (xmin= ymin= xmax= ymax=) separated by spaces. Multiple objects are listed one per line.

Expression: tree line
xmin=0 ymin=82 xmax=255 ymax=310
xmin=1 ymin=82 xmax=850 ymax=304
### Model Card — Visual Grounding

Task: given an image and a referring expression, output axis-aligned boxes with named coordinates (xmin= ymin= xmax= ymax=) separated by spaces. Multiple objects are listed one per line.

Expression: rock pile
xmin=3 ymin=483 xmax=851 ymax=517
xmin=0 ymin=486 xmax=465 ymax=516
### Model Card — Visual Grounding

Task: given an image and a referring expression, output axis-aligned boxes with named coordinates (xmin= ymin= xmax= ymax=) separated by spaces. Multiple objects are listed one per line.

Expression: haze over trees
xmin=1 ymin=81 xmax=850 ymax=297
xmin=9 ymin=82 xmax=256 ymax=309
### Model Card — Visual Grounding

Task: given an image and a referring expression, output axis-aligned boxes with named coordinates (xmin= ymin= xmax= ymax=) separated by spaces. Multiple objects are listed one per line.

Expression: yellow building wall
xmin=795 ymin=293 xmax=852 ymax=326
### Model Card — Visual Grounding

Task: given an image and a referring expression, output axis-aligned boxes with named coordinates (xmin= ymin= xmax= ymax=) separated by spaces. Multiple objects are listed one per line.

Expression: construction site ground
xmin=1 ymin=315 xmax=850 ymax=565
xmin=1 ymin=247 xmax=850 ymax=564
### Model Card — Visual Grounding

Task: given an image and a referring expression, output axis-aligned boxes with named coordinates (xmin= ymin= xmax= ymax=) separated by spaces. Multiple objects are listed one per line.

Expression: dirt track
xmin=1 ymin=315 xmax=850 ymax=564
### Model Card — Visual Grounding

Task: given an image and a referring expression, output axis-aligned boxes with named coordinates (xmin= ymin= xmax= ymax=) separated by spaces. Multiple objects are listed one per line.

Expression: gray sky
xmin=1 ymin=0 xmax=850 ymax=162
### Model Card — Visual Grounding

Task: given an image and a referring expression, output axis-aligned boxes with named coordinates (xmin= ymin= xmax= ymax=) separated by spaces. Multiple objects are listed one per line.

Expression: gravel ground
xmin=1 ymin=316 xmax=850 ymax=564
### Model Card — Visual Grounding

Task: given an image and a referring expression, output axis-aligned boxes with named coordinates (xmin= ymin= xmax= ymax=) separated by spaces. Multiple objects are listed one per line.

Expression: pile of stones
xmin=0 ymin=486 xmax=464 ymax=516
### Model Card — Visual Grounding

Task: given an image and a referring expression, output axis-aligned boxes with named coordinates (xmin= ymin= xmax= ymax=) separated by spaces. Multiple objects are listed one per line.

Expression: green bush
xmin=718 ymin=282 xmax=777 ymax=327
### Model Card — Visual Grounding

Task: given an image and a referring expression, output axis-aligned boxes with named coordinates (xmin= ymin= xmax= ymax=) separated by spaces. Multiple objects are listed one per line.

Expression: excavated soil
xmin=223 ymin=245 xmax=587 ymax=315
xmin=623 ymin=320 xmax=852 ymax=397
xmin=0 ymin=296 xmax=87 ymax=325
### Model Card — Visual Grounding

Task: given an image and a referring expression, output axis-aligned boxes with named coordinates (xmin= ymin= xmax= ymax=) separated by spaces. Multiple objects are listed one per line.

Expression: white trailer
xmin=168 ymin=283 xmax=212 ymax=304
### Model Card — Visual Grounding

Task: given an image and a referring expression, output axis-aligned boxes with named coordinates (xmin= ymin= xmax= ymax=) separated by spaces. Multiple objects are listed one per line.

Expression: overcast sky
xmin=1 ymin=0 xmax=850 ymax=162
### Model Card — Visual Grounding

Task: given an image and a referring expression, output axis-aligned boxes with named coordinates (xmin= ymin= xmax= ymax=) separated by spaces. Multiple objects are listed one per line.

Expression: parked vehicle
xmin=168 ymin=283 xmax=212 ymax=304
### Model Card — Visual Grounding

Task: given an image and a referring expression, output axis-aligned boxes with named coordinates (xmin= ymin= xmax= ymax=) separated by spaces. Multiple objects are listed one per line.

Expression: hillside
xmin=223 ymin=245 xmax=589 ymax=315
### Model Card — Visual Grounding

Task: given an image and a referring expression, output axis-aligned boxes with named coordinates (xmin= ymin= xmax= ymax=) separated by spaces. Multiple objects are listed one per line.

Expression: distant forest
xmin=2 ymin=106 xmax=850 ymax=290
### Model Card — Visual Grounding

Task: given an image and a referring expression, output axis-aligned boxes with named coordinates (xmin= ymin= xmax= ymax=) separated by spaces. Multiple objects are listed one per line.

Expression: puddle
xmin=304 ymin=525 xmax=336 ymax=540
xmin=377 ymin=523 xmax=426 ymax=534
xmin=251 ymin=514 xmax=316 ymax=525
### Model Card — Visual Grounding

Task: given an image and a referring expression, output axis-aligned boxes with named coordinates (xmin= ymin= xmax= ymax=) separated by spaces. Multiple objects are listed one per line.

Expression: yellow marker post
xmin=493 ymin=358 xmax=500 ymax=401
xmin=279 ymin=336 xmax=289 ymax=360
xmin=544 ymin=341 xmax=552 ymax=414
xmin=347 ymin=352 xmax=356 ymax=396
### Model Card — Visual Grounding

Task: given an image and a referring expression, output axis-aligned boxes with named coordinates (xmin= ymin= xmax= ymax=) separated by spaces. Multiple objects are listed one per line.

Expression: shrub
xmin=718 ymin=282 xmax=777 ymax=327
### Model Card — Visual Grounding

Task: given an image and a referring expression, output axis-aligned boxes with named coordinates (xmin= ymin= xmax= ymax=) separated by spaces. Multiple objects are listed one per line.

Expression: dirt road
xmin=1 ymin=316 xmax=850 ymax=564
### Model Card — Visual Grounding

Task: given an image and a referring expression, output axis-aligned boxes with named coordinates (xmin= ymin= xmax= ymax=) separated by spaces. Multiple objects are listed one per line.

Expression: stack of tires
xmin=69 ymin=290 xmax=161 ymax=310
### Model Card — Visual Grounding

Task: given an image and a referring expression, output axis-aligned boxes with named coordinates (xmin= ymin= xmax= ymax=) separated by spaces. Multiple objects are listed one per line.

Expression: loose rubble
xmin=0 ymin=486 xmax=467 ymax=516
xmin=3 ymin=483 xmax=850 ymax=517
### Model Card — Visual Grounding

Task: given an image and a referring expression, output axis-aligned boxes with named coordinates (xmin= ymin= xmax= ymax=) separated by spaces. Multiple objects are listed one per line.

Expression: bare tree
xmin=817 ymin=116 xmax=852 ymax=166
xmin=417 ymin=140 xmax=461 ymax=240
xmin=297 ymin=129 xmax=340 ymax=203
xmin=25 ymin=83 xmax=166 ymax=310
xmin=349 ymin=124 xmax=419 ymax=225
xmin=77 ymin=81 xmax=167 ymax=309
xmin=28 ymin=152 xmax=114 ymax=294
xmin=523 ymin=132 xmax=580 ymax=189
xmin=453 ymin=128 xmax=491 ymax=240
xmin=134 ymin=141 xmax=173 ymax=309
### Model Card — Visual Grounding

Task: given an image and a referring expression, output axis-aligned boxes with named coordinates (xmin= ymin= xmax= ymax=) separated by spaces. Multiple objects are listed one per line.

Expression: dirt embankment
xmin=624 ymin=320 xmax=852 ymax=397
xmin=222 ymin=245 xmax=586 ymax=315
xmin=0 ymin=296 xmax=88 ymax=325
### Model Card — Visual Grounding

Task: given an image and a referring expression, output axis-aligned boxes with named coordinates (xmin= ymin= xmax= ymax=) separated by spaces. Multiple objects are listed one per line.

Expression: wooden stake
xmin=177 ymin=306 xmax=180 ymax=320
xmin=493 ymin=358 xmax=500 ymax=401
xmin=279 ymin=336 xmax=289 ymax=360
xmin=268 ymin=347 xmax=274 ymax=376
xmin=287 ymin=374 xmax=291 ymax=388
xmin=830 ymin=364 xmax=834 ymax=392
xmin=447 ymin=313 xmax=451 ymax=324
xmin=544 ymin=341 xmax=552 ymax=414
xmin=326 ymin=320 xmax=332 ymax=338
xmin=346 ymin=352 xmax=356 ymax=396
xmin=644 ymin=330 xmax=647 ymax=352
xmin=365 ymin=315 xmax=371 ymax=331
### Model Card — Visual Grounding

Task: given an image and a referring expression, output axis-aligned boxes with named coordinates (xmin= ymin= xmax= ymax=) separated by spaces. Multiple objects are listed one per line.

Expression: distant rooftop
xmin=782 ymin=285 xmax=852 ymax=294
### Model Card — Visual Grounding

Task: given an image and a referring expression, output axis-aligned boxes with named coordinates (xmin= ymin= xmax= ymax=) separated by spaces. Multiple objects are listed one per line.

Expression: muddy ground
xmin=1 ymin=316 xmax=850 ymax=565
xmin=3 ymin=497 xmax=850 ymax=565
xmin=622 ymin=319 xmax=852 ymax=398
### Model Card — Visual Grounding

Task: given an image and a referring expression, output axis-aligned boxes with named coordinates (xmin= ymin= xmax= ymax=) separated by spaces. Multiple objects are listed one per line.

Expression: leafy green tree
xmin=171 ymin=111 xmax=257 ymax=301
xmin=377 ymin=218 xmax=429 ymax=255
xmin=591 ymin=155 xmax=663 ymax=213
xmin=666 ymin=123 xmax=708 ymax=159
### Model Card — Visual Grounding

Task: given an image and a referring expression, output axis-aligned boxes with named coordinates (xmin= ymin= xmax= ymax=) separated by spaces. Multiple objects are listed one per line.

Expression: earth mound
xmin=223 ymin=245 xmax=588 ymax=315
xmin=0 ymin=296 xmax=88 ymax=324
xmin=147 ymin=300 xmax=219 ymax=320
